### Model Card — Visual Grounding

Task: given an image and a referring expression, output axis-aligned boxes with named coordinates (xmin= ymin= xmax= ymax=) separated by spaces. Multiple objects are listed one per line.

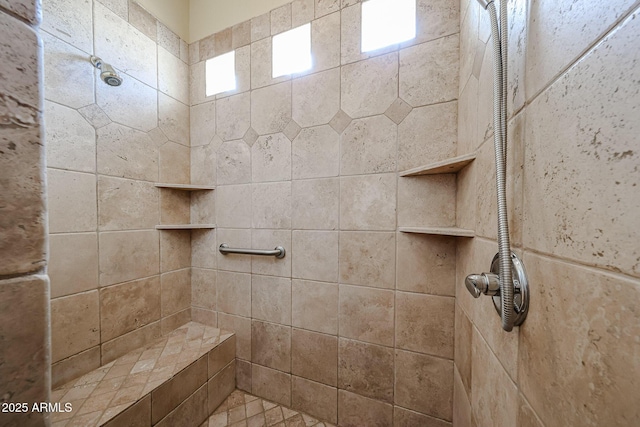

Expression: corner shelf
xmin=399 ymin=153 xmax=476 ymax=177
xmin=154 ymin=183 xmax=215 ymax=191
xmin=156 ymin=224 xmax=216 ymax=230
xmin=399 ymin=227 xmax=475 ymax=238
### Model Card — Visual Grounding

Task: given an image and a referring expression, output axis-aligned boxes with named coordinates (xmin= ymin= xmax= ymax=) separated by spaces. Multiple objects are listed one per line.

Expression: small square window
xmin=361 ymin=0 xmax=416 ymax=53
xmin=272 ymin=23 xmax=312 ymax=78
xmin=205 ymin=51 xmax=236 ymax=96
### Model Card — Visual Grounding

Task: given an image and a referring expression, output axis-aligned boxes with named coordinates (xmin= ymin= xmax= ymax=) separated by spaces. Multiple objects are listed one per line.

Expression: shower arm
xmin=464 ymin=0 xmax=530 ymax=331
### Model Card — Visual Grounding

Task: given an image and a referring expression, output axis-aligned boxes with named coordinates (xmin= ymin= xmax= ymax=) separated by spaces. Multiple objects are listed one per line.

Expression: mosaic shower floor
xmin=205 ymin=390 xmax=336 ymax=427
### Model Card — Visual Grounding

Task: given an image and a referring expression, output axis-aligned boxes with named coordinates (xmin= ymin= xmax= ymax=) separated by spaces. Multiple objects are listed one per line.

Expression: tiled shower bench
xmin=51 ymin=322 xmax=236 ymax=426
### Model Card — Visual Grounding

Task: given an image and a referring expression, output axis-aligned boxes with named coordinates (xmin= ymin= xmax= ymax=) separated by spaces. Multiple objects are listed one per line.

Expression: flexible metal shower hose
xmin=487 ymin=1 xmax=514 ymax=331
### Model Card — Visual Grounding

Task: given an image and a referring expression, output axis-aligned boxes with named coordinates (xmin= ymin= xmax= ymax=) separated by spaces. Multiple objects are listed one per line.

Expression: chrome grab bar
xmin=218 ymin=243 xmax=286 ymax=259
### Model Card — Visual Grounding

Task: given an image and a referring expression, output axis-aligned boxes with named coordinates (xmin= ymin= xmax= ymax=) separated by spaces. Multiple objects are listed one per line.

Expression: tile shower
xmin=0 ymin=0 xmax=638 ymax=427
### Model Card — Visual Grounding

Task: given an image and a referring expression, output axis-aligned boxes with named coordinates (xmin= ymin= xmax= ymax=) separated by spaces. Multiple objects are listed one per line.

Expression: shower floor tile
xmin=205 ymin=390 xmax=336 ymax=427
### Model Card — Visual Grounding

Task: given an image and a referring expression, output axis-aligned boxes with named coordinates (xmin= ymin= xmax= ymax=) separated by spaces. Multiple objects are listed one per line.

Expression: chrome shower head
xmin=90 ymin=56 xmax=123 ymax=87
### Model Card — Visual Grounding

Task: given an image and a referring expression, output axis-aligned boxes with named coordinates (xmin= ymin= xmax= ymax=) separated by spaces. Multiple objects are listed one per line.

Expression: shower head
xmin=90 ymin=56 xmax=123 ymax=87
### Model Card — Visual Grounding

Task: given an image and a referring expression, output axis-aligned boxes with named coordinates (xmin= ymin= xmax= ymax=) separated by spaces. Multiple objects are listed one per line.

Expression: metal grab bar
xmin=218 ymin=243 xmax=286 ymax=259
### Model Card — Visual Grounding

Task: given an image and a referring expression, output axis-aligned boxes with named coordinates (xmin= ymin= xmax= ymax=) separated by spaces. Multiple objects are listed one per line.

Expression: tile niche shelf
xmin=399 ymin=153 xmax=476 ymax=238
xmin=155 ymin=182 xmax=216 ymax=230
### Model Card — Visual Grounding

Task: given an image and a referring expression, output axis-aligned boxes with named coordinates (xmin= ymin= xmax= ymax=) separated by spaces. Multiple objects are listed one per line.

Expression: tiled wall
xmin=43 ymin=0 xmax=194 ymax=387
xmin=0 ymin=0 xmax=50 ymax=425
xmin=188 ymin=0 xmax=461 ymax=425
xmin=455 ymin=0 xmax=640 ymax=426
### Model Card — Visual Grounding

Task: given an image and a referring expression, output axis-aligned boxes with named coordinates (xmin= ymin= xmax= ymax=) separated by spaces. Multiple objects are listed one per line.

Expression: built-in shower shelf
xmin=399 ymin=153 xmax=476 ymax=177
xmin=154 ymin=183 xmax=216 ymax=191
xmin=399 ymin=227 xmax=475 ymax=237
xmin=156 ymin=224 xmax=216 ymax=230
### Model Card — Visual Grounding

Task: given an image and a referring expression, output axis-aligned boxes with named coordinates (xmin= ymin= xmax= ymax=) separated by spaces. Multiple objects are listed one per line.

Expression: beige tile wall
xmin=0 ymin=0 xmax=50 ymax=425
xmin=455 ymin=0 xmax=640 ymax=426
xmin=189 ymin=0 xmax=460 ymax=425
xmin=43 ymin=0 xmax=194 ymax=387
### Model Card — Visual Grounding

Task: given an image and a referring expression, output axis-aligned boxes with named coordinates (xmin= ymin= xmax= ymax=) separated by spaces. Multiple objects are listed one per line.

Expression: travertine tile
xmin=457 ymin=75 xmax=478 ymax=155
xmin=218 ymin=313 xmax=252 ymax=361
xmin=0 ymin=126 xmax=45 ymax=276
xmin=191 ymin=268 xmax=216 ymax=310
xmin=0 ymin=275 xmax=48 ymax=416
xmin=398 ymin=101 xmax=457 ymax=171
xmin=97 ymin=123 xmax=159 ymax=181
xmin=292 ymin=68 xmax=340 ymax=128
xmin=292 ymin=0 xmax=314 ymax=27
xmin=292 ymin=329 xmax=337 ymax=386
xmin=158 ymin=46 xmax=189 ymax=104
xmin=236 ymin=359 xmax=251 ymax=392
xmin=292 ymin=280 xmax=338 ymax=335
xmin=161 ymin=269 xmax=191 ymax=317
xmin=157 ymin=21 xmax=180 ymax=57
xmin=97 ymin=0 xmax=128 ymax=20
xmin=47 ymin=169 xmax=97 ymax=233
xmin=199 ymin=34 xmax=216 ymax=61
xmin=99 ymin=230 xmax=159 ymax=286
xmin=51 ymin=290 xmax=100 ymax=363
xmin=190 ymin=101 xmax=216 ymax=146
xmin=191 ymin=189 xmax=216 ymax=225
xmin=78 ymin=104 xmax=111 ymax=129
xmin=292 ymin=125 xmax=340 ymax=179
xmin=384 ymin=98 xmax=412 ymax=125
xmin=338 ymin=390 xmax=392 ymax=427
xmin=271 ymin=4 xmax=292 ymax=35
xmin=101 ymin=321 xmax=161 ymax=364
xmin=217 ymin=228 xmax=251 ymax=273
xmin=180 ymin=39 xmax=189 ymax=63
xmin=251 ymin=82 xmax=292 ymax=135
xmin=157 ymin=383 xmax=208 ymax=427
xmin=523 ymin=10 xmax=640 ymax=276
xmin=252 ymin=364 xmax=291 ymax=407
xmin=217 ymin=271 xmax=252 ymax=317
xmin=190 ymin=61 xmax=214 ymax=106
xmin=252 ymin=275 xmax=291 ymax=325
xmin=94 ymin=2 xmax=156 ymax=87
xmin=217 ymin=92 xmax=251 ymax=141
xmin=395 ymin=349 xmax=453 ymax=421
xmin=0 ymin=0 xmax=38 ymax=23
xmin=208 ymin=361 xmax=236 ymax=414
xmin=398 ymin=174 xmax=456 ymax=228
xmin=45 ymin=100 xmax=95 ymax=173
xmin=217 ymin=140 xmax=251 ymax=185
xmin=252 ymin=182 xmax=292 ymax=229
xmin=49 ymin=233 xmax=99 ymax=298
xmin=292 ymin=376 xmax=338 ymax=423
xmin=216 ymin=184 xmax=252 ymax=229
xmin=329 ymin=109 xmax=352 ymax=135
xmin=160 ymin=190 xmax=190 ymax=225
xmin=251 ymin=37 xmax=279 ymax=89
xmin=394 ymin=406 xmax=451 ymax=427
xmin=341 ymin=53 xmax=398 ymax=119
xmin=128 ymin=0 xmax=156 ymax=41
xmin=414 ymin=0 xmax=460 ymax=46
xmin=519 ymin=253 xmax=640 ymax=426
xmin=400 ymin=34 xmax=459 ymax=108
xmin=42 ymin=0 xmax=93 ymax=54
xmin=311 ymin=11 xmax=341 ymax=72
xmin=471 ymin=329 xmax=516 ymax=427
xmin=214 ymin=28 xmax=232 ymax=55
xmin=159 ymin=92 xmax=189 ymax=145
xmin=338 ymin=339 xmax=394 ymax=403
xmin=100 ymin=276 xmax=161 ymax=342
xmin=454 ymin=305 xmax=472 ymax=395
xmin=525 ymin=0 xmax=636 ymax=100
xmin=209 ymin=337 xmax=236 ymax=378
xmin=517 ymin=392 xmax=545 ymax=427
xmin=292 ymin=231 xmax=339 ymax=282
xmin=340 ymin=115 xmax=397 ymax=176
xmin=292 ymin=178 xmax=339 ymax=230
xmin=51 ymin=346 xmax=101 ymax=389
xmin=189 ymin=230 xmax=216 ymax=271
xmin=160 ymin=230 xmax=191 ymax=272
xmin=232 ymin=21 xmax=251 ymax=49
xmin=251 ymin=229 xmax=292 ymax=277
xmin=339 ymin=285 xmax=394 ymax=346
xmin=252 ymin=321 xmax=292 ymax=372
xmin=340 ymin=174 xmax=396 ymax=231
xmin=98 ymin=176 xmax=158 ymax=231
xmin=159 ymin=141 xmax=190 ymax=184
xmin=396 ymin=292 xmax=454 ymax=358
xmin=42 ymin=31 xmax=95 ymax=108
xmin=315 ymin=0 xmax=340 ymax=18
xmin=96 ymin=72 xmax=158 ymax=132
xmin=251 ymin=13 xmax=271 ymax=42
xmin=252 ymin=133 xmax=291 ymax=182
xmin=104 ymin=394 xmax=151 ymax=427
xmin=396 ymin=233 xmax=456 ymax=296
xmin=339 ymin=232 xmax=395 ymax=289
xmin=152 ymin=356 xmax=206 ymax=423
xmin=452 ymin=367 xmax=472 ymax=427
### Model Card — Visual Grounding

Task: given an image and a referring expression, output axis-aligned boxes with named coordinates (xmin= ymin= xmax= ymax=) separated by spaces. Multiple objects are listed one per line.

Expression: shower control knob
xmin=465 ymin=272 xmax=500 ymax=298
